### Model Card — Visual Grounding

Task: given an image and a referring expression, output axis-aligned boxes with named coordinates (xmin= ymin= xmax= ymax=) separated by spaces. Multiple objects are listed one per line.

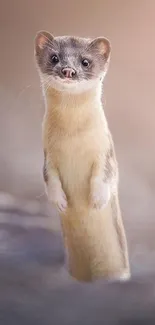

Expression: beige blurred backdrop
xmin=0 ymin=0 xmax=155 ymax=274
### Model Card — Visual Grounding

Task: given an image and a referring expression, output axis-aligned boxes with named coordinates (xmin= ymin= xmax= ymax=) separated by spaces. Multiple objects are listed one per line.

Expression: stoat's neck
xmin=43 ymin=83 xmax=105 ymax=134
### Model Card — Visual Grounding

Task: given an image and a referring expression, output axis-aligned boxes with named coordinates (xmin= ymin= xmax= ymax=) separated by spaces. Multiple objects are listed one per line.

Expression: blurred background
xmin=0 ymin=0 xmax=155 ymax=275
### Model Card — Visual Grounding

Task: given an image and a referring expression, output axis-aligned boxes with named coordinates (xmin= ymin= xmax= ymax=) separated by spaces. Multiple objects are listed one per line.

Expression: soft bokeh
xmin=0 ymin=0 xmax=155 ymax=275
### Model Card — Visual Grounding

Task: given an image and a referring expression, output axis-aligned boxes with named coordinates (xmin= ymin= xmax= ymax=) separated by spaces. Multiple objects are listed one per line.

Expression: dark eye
xmin=51 ymin=55 xmax=59 ymax=64
xmin=81 ymin=59 xmax=90 ymax=67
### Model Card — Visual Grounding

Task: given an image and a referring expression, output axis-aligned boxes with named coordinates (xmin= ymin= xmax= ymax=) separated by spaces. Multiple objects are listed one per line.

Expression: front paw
xmin=90 ymin=180 xmax=110 ymax=210
xmin=48 ymin=187 xmax=68 ymax=213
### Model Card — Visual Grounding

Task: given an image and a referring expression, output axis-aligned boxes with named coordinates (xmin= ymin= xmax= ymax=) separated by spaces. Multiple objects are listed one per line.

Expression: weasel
xmin=34 ymin=30 xmax=130 ymax=282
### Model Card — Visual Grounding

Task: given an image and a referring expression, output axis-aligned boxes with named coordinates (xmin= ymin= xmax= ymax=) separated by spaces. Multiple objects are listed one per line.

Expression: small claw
xmin=57 ymin=200 xmax=67 ymax=213
xmin=48 ymin=187 xmax=67 ymax=213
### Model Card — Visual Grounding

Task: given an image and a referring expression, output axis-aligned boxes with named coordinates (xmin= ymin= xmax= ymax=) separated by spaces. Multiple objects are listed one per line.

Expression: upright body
xmin=34 ymin=31 xmax=130 ymax=281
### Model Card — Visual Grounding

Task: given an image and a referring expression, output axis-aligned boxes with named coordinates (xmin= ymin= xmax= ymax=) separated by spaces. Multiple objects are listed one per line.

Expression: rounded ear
xmin=34 ymin=30 xmax=54 ymax=55
xmin=89 ymin=37 xmax=111 ymax=60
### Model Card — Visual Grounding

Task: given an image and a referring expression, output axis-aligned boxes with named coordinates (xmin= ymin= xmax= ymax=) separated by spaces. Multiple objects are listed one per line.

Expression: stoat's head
xmin=34 ymin=31 xmax=111 ymax=94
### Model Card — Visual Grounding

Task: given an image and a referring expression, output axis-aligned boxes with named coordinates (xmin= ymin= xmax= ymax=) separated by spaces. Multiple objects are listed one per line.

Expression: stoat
xmin=34 ymin=30 xmax=130 ymax=282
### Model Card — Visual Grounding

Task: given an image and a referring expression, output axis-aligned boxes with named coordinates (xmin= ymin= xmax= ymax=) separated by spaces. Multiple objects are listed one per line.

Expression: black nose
xmin=61 ymin=67 xmax=76 ymax=78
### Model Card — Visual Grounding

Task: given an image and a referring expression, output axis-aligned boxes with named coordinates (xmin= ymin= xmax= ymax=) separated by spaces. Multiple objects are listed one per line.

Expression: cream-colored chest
xmin=45 ymin=126 xmax=109 ymax=200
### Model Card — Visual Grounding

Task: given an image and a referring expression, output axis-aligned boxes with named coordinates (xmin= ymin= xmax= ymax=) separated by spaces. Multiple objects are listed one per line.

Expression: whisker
xmin=39 ymin=33 xmax=54 ymax=47
xmin=35 ymin=191 xmax=46 ymax=199
xmin=42 ymin=77 xmax=53 ymax=92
